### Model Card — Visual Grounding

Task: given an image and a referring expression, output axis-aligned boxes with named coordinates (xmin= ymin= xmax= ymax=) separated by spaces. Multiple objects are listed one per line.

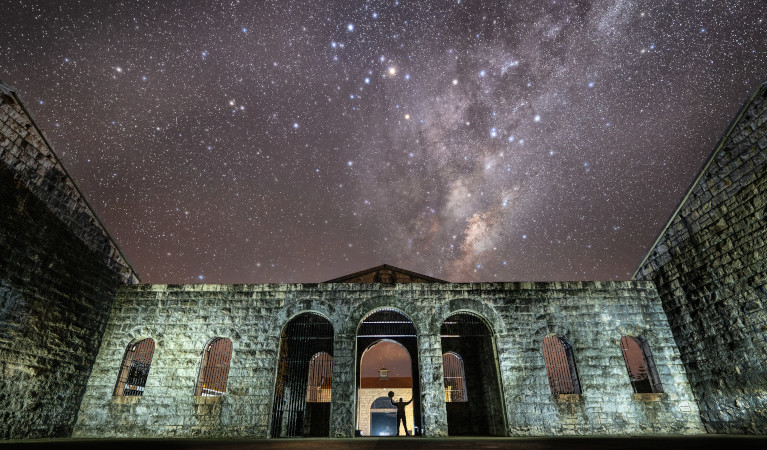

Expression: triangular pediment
xmin=324 ymin=264 xmax=445 ymax=284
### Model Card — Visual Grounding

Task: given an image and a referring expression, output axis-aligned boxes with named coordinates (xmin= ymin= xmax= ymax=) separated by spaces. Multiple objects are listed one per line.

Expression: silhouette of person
xmin=391 ymin=397 xmax=413 ymax=436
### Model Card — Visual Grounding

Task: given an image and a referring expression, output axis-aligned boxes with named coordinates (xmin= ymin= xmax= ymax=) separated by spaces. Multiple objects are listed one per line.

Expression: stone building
xmin=0 ymin=80 xmax=765 ymax=439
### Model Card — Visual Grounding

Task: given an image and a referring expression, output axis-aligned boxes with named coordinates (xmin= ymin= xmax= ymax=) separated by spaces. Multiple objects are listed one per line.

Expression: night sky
xmin=2 ymin=1 xmax=766 ymax=284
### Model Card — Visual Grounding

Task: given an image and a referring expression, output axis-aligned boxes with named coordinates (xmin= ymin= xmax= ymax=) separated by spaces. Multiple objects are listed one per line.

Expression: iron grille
xmin=440 ymin=313 xmax=490 ymax=337
xmin=542 ymin=335 xmax=581 ymax=395
xmin=114 ymin=338 xmax=155 ymax=397
xmin=271 ymin=313 xmax=334 ymax=438
xmin=196 ymin=338 xmax=232 ymax=396
xmin=306 ymin=352 xmax=332 ymax=403
xmin=358 ymin=309 xmax=417 ymax=337
xmin=442 ymin=352 xmax=467 ymax=402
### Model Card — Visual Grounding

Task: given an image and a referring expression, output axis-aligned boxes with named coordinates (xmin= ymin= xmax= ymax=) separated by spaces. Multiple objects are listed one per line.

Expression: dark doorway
xmin=356 ymin=309 xmax=422 ymax=436
xmin=370 ymin=396 xmax=397 ymax=436
xmin=270 ymin=313 xmax=334 ymax=437
xmin=441 ymin=313 xmax=505 ymax=436
xmin=305 ymin=352 xmax=332 ymax=435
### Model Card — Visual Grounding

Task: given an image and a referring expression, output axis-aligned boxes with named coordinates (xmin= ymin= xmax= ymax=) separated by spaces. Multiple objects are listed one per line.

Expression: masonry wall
xmin=74 ymin=281 xmax=704 ymax=438
xmin=635 ymin=82 xmax=767 ymax=433
xmin=0 ymin=84 xmax=136 ymax=438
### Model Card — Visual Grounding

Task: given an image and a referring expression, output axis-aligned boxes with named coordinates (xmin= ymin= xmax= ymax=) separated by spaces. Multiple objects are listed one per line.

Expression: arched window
xmin=542 ymin=335 xmax=581 ymax=395
xmin=306 ymin=352 xmax=332 ymax=402
xmin=114 ymin=338 xmax=155 ymax=397
xmin=620 ymin=336 xmax=663 ymax=394
xmin=195 ymin=337 xmax=233 ymax=396
xmin=442 ymin=352 xmax=467 ymax=402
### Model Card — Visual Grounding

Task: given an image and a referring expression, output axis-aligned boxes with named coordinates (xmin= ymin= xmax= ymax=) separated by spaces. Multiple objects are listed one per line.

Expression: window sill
xmin=194 ymin=395 xmax=224 ymax=405
xmin=112 ymin=395 xmax=142 ymax=404
xmin=632 ymin=393 xmax=666 ymax=402
xmin=554 ymin=394 xmax=583 ymax=402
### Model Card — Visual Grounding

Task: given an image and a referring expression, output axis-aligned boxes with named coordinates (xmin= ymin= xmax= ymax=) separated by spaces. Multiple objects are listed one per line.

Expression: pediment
xmin=324 ymin=264 xmax=445 ymax=284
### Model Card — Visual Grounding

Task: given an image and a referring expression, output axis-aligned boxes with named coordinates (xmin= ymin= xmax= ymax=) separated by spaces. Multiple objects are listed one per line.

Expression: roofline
xmin=1 ymin=81 xmax=141 ymax=281
xmin=324 ymin=263 xmax=446 ymax=283
xmin=632 ymin=81 xmax=767 ymax=279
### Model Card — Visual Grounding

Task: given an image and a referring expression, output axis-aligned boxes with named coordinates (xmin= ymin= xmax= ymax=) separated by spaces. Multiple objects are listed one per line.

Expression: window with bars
xmin=306 ymin=352 xmax=332 ymax=403
xmin=620 ymin=335 xmax=663 ymax=394
xmin=442 ymin=352 xmax=467 ymax=402
xmin=114 ymin=338 xmax=155 ymax=397
xmin=542 ymin=335 xmax=581 ymax=395
xmin=195 ymin=337 xmax=233 ymax=397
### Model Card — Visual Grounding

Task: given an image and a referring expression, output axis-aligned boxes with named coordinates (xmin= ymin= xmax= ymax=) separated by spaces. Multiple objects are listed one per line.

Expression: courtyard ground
xmin=2 ymin=436 xmax=767 ymax=449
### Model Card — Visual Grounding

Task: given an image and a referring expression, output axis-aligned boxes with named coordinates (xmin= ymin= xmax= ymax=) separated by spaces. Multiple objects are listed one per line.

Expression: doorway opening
xmin=356 ymin=309 xmax=421 ymax=436
xmin=270 ymin=313 xmax=333 ymax=437
xmin=441 ymin=313 xmax=505 ymax=435
xmin=370 ymin=396 xmax=398 ymax=436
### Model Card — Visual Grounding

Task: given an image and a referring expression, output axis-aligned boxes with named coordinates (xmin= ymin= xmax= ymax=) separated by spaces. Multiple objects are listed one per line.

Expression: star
xmin=4 ymin=0 xmax=763 ymax=285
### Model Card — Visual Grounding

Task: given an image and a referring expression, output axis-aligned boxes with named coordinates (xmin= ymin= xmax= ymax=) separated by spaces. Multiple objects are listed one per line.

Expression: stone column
xmin=418 ymin=333 xmax=448 ymax=437
xmin=330 ymin=332 xmax=356 ymax=438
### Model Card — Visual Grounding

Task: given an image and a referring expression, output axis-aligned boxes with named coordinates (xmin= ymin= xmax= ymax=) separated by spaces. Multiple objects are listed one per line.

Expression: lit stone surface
xmin=73 ymin=281 xmax=703 ymax=437
xmin=636 ymin=82 xmax=767 ymax=433
xmin=0 ymin=84 xmax=137 ymax=439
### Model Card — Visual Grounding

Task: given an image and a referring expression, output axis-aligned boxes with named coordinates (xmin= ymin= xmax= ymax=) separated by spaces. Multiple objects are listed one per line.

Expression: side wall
xmin=635 ymin=83 xmax=767 ymax=433
xmin=0 ymin=84 xmax=135 ymax=438
xmin=74 ymin=282 xmax=703 ymax=437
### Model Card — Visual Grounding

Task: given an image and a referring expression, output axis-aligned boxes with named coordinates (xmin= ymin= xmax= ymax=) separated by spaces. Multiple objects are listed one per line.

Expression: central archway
xmin=356 ymin=309 xmax=421 ymax=436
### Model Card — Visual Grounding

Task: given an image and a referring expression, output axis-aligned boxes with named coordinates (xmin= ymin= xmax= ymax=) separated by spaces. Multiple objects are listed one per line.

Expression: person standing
xmin=391 ymin=396 xmax=413 ymax=436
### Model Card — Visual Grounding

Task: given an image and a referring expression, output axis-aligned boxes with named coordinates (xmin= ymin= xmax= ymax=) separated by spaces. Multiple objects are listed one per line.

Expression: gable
xmin=324 ymin=264 xmax=445 ymax=284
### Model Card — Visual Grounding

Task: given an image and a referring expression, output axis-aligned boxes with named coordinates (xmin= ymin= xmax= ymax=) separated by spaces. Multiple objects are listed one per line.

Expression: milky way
xmin=2 ymin=0 xmax=766 ymax=283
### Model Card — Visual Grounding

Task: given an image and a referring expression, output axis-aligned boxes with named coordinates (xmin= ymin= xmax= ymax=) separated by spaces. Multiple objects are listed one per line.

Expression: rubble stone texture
xmin=636 ymin=82 xmax=767 ymax=433
xmin=73 ymin=282 xmax=703 ymax=437
xmin=0 ymin=84 xmax=138 ymax=439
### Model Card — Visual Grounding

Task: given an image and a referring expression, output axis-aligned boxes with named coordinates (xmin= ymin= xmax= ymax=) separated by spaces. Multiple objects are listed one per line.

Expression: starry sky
xmin=1 ymin=1 xmax=766 ymax=284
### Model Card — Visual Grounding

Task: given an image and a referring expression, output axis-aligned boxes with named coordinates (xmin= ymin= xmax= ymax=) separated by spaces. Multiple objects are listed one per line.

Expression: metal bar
xmin=115 ymin=338 xmax=155 ymax=397
xmin=197 ymin=338 xmax=232 ymax=396
xmin=271 ymin=313 xmax=333 ymax=437
xmin=543 ymin=335 xmax=579 ymax=395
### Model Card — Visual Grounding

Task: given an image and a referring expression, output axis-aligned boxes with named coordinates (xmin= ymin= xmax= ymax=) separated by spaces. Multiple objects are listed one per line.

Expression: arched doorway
xmin=440 ymin=313 xmax=505 ymax=435
xmin=356 ymin=309 xmax=421 ymax=436
xmin=270 ymin=313 xmax=334 ymax=437
xmin=358 ymin=339 xmax=414 ymax=436
xmin=369 ymin=396 xmax=397 ymax=436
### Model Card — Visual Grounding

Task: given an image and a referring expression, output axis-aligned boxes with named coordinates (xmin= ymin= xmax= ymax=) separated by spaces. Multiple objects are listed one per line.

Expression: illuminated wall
xmin=636 ymin=82 xmax=767 ymax=433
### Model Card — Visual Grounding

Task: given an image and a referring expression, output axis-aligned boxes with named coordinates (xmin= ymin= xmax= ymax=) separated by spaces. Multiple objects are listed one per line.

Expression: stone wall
xmin=74 ymin=281 xmax=704 ymax=438
xmin=0 ymin=83 xmax=137 ymax=284
xmin=0 ymin=82 xmax=137 ymax=438
xmin=635 ymin=82 xmax=767 ymax=433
